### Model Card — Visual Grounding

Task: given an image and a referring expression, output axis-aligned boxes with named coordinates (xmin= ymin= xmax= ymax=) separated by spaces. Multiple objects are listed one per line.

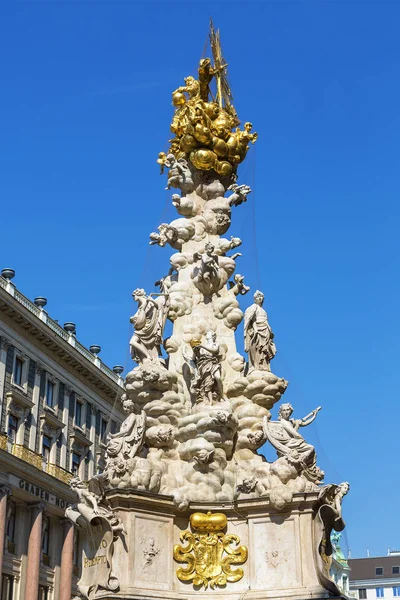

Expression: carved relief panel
xmin=133 ymin=514 xmax=173 ymax=590
xmin=250 ymin=515 xmax=302 ymax=590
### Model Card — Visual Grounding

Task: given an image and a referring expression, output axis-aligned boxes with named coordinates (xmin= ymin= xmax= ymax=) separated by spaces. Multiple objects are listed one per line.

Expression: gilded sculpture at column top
xmin=160 ymin=19 xmax=257 ymax=180
xmin=173 ymin=511 xmax=248 ymax=589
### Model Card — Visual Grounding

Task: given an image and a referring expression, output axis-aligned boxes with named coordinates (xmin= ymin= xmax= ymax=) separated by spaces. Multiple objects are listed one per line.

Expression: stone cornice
xmin=6 ymin=389 xmax=34 ymax=414
xmin=0 ymin=286 xmax=123 ymax=404
xmin=39 ymin=407 xmax=66 ymax=436
xmin=105 ymin=489 xmax=320 ymax=518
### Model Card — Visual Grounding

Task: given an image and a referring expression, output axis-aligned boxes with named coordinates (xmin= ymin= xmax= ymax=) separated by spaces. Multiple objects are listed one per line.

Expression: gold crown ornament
xmin=190 ymin=511 xmax=227 ymax=532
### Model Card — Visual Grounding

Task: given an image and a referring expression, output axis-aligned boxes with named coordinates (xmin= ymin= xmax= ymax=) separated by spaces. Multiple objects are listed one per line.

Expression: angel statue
xmin=185 ymin=331 xmax=224 ymax=404
xmin=106 ymin=395 xmax=146 ymax=461
xmin=263 ymin=403 xmax=323 ymax=484
xmin=227 ymin=183 xmax=252 ymax=207
xmin=244 ymin=290 xmax=276 ymax=372
xmin=129 ymin=288 xmax=169 ymax=364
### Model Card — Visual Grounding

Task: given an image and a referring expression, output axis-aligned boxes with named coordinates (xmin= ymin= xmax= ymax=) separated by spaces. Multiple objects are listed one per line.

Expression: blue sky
xmin=1 ymin=1 xmax=399 ymax=558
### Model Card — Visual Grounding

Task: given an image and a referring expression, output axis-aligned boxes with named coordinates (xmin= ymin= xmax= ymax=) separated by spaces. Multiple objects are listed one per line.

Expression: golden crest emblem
xmin=173 ymin=512 xmax=248 ymax=589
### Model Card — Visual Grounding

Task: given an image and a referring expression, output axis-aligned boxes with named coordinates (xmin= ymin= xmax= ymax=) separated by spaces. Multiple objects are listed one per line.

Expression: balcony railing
xmin=46 ymin=463 xmax=72 ymax=485
xmin=6 ymin=442 xmax=74 ymax=485
xmin=12 ymin=444 xmax=42 ymax=469
xmin=0 ymin=433 xmax=7 ymax=451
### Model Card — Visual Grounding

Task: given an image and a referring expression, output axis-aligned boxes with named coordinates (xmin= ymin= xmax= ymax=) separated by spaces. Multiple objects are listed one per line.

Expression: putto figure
xmin=193 ymin=243 xmax=220 ymax=284
xmin=244 ymin=290 xmax=276 ymax=372
xmin=263 ymin=403 xmax=323 ymax=484
xmin=129 ymin=289 xmax=169 ymax=364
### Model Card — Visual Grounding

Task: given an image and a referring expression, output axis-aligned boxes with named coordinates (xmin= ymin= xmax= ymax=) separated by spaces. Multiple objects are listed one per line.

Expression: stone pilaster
xmin=0 ymin=338 xmax=10 ymax=428
xmin=29 ymin=363 xmax=44 ymax=451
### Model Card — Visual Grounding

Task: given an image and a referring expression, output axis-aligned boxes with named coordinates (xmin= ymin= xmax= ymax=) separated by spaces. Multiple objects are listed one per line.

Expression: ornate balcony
xmin=0 ymin=433 xmax=7 ymax=451
xmin=11 ymin=444 xmax=42 ymax=469
xmin=46 ymin=463 xmax=72 ymax=485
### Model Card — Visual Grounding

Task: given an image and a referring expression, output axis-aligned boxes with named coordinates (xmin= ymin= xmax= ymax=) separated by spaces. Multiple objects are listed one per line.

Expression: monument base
xmin=81 ymin=490 xmax=345 ymax=600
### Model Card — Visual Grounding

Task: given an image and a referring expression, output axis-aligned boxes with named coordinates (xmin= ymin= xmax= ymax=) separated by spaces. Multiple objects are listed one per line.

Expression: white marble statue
xmin=263 ymin=403 xmax=323 ymax=483
xmin=227 ymin=183 xmax=251 ymax=207
xmin=189 ymin=331 xmax=224 ymax=404
xmin=228 ymin=273 xmax=250 ymax=296
xmin=106 ymin=395 xmax=146 ymax=460
xmin=164 ymin=154 xmax=194 ymax=192
xmin=193 ymin=243 xmax=220 ymax=285
xmin=244 ymin=290 xmax=276 ymax=372
xmin=129 ymin=289 xmax=169 ymax=363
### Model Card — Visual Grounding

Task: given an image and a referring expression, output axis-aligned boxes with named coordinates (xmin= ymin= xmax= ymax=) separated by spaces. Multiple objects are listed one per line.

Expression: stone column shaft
xmin=24 ymin=502 xmax=45 ymax=600
xmin=0 ymin=486 xmax=11 ymax=577
xmin=59 ymin=520 xmax=74 ymax=600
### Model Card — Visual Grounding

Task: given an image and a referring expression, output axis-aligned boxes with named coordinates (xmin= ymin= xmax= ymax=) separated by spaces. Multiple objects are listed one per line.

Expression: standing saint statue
xmin=129 ymin=288 xmax=169 ymax=364
xmin=190 ymin=331 xmax=224 ymax=404
xmin=244 ymin=290 xmax=276 ymax=372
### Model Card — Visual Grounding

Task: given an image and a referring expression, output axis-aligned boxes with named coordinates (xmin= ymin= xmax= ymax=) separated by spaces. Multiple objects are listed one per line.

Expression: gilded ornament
xmin=193 ymin=123 xmax=213 ymax=145
xmin=160 ymin=21 xmax=257 ymax=176
xmin=212 ymin=137 xmax=228 ymax=158
xmin=190 ymin=149 xmax=216 ymax=171
xmin=172 ymin=92 xmax=186 ymax=107
xmin=204 ymin=101 xmax=220 ymax=120
xmin=190 ymin=511 xmax=227 ymax=531
xmin=180 ymin=134 xmax=198 ymax=152
xmin=215 ymin=160 xmax=232 ymax=177
xmin=174 ymin=511 xmax=248 ymax=589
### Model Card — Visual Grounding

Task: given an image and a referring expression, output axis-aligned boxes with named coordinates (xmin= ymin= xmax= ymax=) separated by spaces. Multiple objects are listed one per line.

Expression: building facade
xmin=349 ymin=552 xmax=400 ymax=599
xmin=0 ymin=270 xmax=124 ymax=600
xmin=330 ymin=533 xmax=352 ymax=597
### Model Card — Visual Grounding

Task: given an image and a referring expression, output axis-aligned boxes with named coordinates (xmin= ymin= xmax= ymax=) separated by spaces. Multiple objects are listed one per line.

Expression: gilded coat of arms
xmin=173 ymin=512 xmax=248 ymax=589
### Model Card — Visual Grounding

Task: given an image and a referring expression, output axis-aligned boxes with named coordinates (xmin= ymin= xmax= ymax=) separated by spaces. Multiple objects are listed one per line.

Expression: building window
xmin=42 ymin=516 xmax=50 ymax=565
xmin=376 ymin=567 xmax=384 ymax=576
xmin=101 ymin=418 xmax=107 ymax=440
xmin=393 ymin=587 xmax=400 ymax=597
xmin=39 ymin=586 xmax=49 ymax=600
xmin=72 ymin=452 xmax=81 ymax=473
xmin=42 ymin=435 xmax=52 ymax=463
xmin=393 ymin=567 xmax=400 ymax=575
xmin=6 ymin=500 xmax=16 ymax=554
xmin=14 ymin=356 xmax=24 ymax=386
xmin=75 ymin=401 xmax=83 ymax=427
xmin=1 ymin=575 xmax=14 ymax=600
xmin=359 ymin=589 xmax=367 ymax=599
xmin=376 ymin=588 xmax=384 ymax=598
xmin=46 ymin=380 xmax=55 ymax=408
xmin=8 ymin=415 xmax=18 ymax=443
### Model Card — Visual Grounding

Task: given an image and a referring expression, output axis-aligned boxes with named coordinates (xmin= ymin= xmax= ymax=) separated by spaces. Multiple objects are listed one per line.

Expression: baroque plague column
xmin=67 ymin=22 xmax=350 ymax=600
